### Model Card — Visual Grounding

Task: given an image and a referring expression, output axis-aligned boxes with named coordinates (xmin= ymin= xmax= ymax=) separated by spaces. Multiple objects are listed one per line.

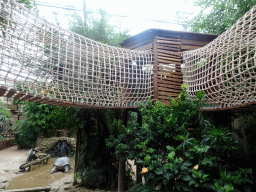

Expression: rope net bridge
xmin=0 ymin=0 xmax=154 ymax=108
xmin=182 ymin=5 xmax=256 ymax=110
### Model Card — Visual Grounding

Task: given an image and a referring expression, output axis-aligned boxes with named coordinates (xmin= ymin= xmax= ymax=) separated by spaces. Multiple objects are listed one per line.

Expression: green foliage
xmin=18 ymin=0 xmax=37 ymax=9
xmin=13 ymin=100 xmax=79 ymax=148
xmin=233 ymin=111 xmax=256 ymax=185
xmin=190 ymin=0 xmax=256 ymax=35
xmin=206 ymin=126 xmax=240 ymax=157
xmin=0 ymin=99 xmax=11 ymax=139
xmin=76 ymin=109 xmax=133 ymax=191
xmin=106 ymin=84 xmax=253 ymax=191
xmin=69 ymin=9 xmax=130 ymax=47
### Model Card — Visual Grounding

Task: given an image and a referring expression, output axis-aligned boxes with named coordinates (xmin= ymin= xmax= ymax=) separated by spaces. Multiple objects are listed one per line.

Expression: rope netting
xmin=0 ymin=0 xmax=154 ymax=108
xmin=181 ymin=6 xmax=256 ymax=110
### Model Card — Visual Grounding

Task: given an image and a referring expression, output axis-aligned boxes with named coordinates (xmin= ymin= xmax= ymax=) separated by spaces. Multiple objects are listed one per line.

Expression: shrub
xmin=106 ymin=85 xmax=253 ymax=191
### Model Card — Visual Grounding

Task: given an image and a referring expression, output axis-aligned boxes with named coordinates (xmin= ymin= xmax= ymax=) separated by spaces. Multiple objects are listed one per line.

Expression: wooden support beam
xmin=0 ymin=86 xmax=7 ymax=96
xmin=118 ymin=108 xmax=128 ymax=192
xmin=74 ymin=125 xmax=81 ymax=184
xmin=153 ymin=39 xmax=159 ymax=102
xmin=136 ymin=110 xmax=142 ymax=184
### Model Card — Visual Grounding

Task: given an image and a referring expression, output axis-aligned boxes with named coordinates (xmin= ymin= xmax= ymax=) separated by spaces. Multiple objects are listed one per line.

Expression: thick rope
xmin=0 ymin=0 xmax=154 ymax=108
xmin=181 ymin=6 xmax=256 ymax=110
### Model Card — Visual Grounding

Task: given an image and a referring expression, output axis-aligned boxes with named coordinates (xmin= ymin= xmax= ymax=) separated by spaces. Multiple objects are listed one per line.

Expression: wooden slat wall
xmin=155 ymin=36 xmax=182 ymax=104
xmin=180 ymin=39 xmax=211 ymax=51
xmin=122 ymin=33 xmax=215 ymax=106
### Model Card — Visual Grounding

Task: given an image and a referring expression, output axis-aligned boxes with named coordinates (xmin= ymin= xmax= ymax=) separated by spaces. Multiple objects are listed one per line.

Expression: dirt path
xmin=0 ymin=146 xmax=30 ymax=182
xmin=0 ymin=146 xmax=74 ymax=190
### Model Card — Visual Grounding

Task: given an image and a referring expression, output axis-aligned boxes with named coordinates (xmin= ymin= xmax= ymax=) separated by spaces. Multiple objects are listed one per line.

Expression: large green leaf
xmin=155 ymin=168 xmax=164 ymax=175
xmin=181 ymin=174 xmax=192 ymax=181
xmin=164 ymin=172 xmax=174 ymax=181
xmin=184 ymin=152 xmax=194 ymax=159
xmin=192 ymin=170 xmax=202 ymax=179
xmin=189 ymin=180 xmax=199 ymax=187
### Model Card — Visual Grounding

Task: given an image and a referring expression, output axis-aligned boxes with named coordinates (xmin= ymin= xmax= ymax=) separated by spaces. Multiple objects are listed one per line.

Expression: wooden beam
xmin=156 ymin=36 xmax=180 ymax=41
xmin=118 ymin=108 xmax=128 ymax=192
xmin=136 ymin=110 xmax=142 ymax=184
xmin=158 ymin=83 xmax=182 ymax=90
xmin=158 ymin=87 xmax=182 ymax=93
xmin=13 ymin=91 xmax=26 ymax=100
xmin=6 ymin=89 xmax=17 ymax=98
xmin=157 ymin=72 xmax=182 ymax=79
xmin=181 ymin=39 xmax=211 ymax=46
xmin=19 ymin=155 xmax=51 ymax=170
xmin=157 ymin=76 xmax=183 ymax=83
xmin=0 ymin=86 xmax=7 ymax=96
xmin=74 ymin=125 xmax=81 ymax=184
xmin=153 ymin=39 xmax=159 ymax=102
xmin=157 ymin=39 xmax=181 ymax=45
xmin=158 ymin=91 xmax=180 ymax=97
xmin=181 ymin=44 xmax=203 ymax=50
xmin=157 ymin=49 xmax=180 ymax=56
xmin=158 ymin=95 xmax=178 ymax=100
xmin=157 ymin=43 xmax=180 ymax=49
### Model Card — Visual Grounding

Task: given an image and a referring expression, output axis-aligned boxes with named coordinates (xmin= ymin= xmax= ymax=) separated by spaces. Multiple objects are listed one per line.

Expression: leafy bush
xmin=13 ymin=100 xmax=80 ymax=148
xmin=106 ymin=85 xmax=253 ymax=191
xmin=0 ymin=99 xmax=11 ymax=140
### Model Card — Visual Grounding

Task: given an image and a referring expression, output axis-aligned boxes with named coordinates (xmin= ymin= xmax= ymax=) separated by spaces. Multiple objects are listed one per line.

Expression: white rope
xmin=181 ymin=5 xmax=256 ymax=110
xmin=0 ymin=0 xmax=154 ymax=108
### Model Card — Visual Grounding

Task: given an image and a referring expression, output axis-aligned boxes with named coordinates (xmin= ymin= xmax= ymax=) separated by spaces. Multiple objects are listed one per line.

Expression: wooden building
xmin=121 ymin=29 xmax=218 ymax=105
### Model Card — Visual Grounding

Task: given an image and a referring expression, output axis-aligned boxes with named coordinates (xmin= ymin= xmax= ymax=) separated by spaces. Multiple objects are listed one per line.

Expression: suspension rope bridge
xmin=182 ymin=6 xmax=256 ymax=110
xmin=0 ymin=0 xmax=154 ymax=108
xmin=1 ymin=0 xmax=256 ymax=110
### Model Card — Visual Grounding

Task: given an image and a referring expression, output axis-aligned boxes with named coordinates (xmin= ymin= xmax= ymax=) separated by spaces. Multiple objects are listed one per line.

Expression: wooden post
xmin=136 ymin=110 xmax=142 ymax=184
xmin=118 ymin=108 xmax=128 ymax=192
xmin=153 ymin=38 xmax=159 ymax=103
xmin=74 ymin=125 xmax=81 ymax=183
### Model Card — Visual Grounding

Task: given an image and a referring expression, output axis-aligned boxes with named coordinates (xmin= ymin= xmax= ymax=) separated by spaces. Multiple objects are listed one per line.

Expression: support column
xmin=74 ymin=125 xmax=81 ymax=184
xmin=118 ymin=108 xmax=128 ymax=192
xmin=136 ymin=109 xmax=142 ymax=184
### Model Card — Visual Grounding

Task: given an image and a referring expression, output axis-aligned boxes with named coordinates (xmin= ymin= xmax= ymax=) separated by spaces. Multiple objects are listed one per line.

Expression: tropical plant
xmin=0 ymin=99 xmax=11 ymax=139
xmin=106 ymin=84 xmax=253 ymax=191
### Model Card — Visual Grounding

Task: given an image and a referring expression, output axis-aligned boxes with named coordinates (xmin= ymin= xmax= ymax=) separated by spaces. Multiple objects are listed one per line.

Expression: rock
xmin=50 ymin=186 xmax=60 ymax=192
xmin=63 ymin=184 xmax=72 ymax=190
xmin=0 ymin=184 xmax=5 ymax=189
xmin=0 ymin=176 xmax=7 ymax=183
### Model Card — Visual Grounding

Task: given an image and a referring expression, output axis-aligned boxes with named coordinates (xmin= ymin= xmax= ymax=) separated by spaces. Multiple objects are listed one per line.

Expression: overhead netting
xmin=181 ymin=6 xmax=256 ymax=110
xmin=0 ymin=0 xmax=154 ymax=108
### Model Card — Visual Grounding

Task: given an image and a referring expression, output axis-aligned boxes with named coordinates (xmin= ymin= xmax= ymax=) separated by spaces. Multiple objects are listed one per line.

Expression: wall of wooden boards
xmin=122 ymin=33 xmax=215 ymax=106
